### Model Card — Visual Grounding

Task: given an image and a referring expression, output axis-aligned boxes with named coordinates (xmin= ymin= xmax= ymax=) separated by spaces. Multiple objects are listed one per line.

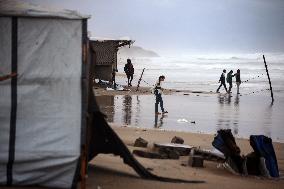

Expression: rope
xmin=141 ymin=79 xmax=154 ymax=87
xmin=242 ymin=73 xmax=265 ymax=83
xmin=242 ymin=88 xmax=270 ymax=96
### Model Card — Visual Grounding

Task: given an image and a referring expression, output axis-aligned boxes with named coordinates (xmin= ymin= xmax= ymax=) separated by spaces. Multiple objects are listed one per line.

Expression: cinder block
xmin=188 ymin=155 xmax=204 ymax=167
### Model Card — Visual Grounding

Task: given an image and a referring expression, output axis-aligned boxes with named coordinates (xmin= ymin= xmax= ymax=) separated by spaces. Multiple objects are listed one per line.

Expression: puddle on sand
xmin=95 ymin=94 xmax=284 ymax=143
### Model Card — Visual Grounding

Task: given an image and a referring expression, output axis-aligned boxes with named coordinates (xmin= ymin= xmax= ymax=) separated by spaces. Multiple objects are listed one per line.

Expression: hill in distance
xmin=118 ymin=45 xmax=159 ymax=58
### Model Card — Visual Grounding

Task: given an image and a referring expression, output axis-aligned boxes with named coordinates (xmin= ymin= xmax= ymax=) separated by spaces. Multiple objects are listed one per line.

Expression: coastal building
xmin=89 ymin=39 xmax=133 ymax=82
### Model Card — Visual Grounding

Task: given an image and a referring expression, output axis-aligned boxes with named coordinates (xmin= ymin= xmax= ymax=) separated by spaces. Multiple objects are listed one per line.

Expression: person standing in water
xmin=124 ymin=58 xmax=134 ymax=87
xmin=216 ymin=69 xmax=228 ymax=93
xmin=154 ymin=75 xmax=168 ymax=115
xmin=227 ymin=70 xmax=234 ymax=93
xmin=234 ymin=69 xmax=241 ymax=94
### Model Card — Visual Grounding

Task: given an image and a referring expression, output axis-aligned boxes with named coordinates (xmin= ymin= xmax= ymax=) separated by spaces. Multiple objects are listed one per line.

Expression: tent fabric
xmin=0 ymin=17 xmax=12 ymax=184
xmin=0 ymin=0 xmax=90 ymax=19
xmin=0 ymin=16 xmax=85 ymax=188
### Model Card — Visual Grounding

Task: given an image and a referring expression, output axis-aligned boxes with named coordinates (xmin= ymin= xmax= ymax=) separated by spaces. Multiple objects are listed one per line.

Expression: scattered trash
xmin=133 ymin=150 xmax=165 ymax=159
xmin=212 ymin=129 xmax=279 ymax=178
xmin=191 ymin=121 xmax=196 ymax=124
xmin=177 ymin=118 xmax=189 ymax=123
xmin=171 ymin=136 xmax=184 ymax=144
xmin=134 ymin=137 xmax=148 ymax=148
xmin=188 ymin=155 xmax=204 ymax=168
xmin=158 ymin=148 xmax=180 ymax=159
xmin=106 ymin=87 xmax=114 ymax=91
xmin=154 ymin=143 xmax=193 ymax=156
xmin=191 ymin=147 xmax=225 ymax=162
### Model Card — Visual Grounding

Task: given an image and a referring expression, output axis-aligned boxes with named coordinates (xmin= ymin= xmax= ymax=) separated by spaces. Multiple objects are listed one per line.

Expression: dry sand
xmin=88 ymin=125 xmax=284 ymax=189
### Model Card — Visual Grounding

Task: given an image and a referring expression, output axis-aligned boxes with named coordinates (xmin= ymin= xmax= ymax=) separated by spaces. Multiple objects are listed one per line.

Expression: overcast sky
xmin=28 ymin=0 xmax=284 ymax=55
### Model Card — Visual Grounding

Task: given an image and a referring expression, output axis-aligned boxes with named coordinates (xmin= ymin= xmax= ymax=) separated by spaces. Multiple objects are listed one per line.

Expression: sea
xmin=97 ymin=53 xmax=284 ymax=143
xmin=116 ymin=53 xmax=284 ymax=97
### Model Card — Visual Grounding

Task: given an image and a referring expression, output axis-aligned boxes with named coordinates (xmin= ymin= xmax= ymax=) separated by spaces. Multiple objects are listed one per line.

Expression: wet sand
xmin=95 ymin=86 xmax=284 ymax=143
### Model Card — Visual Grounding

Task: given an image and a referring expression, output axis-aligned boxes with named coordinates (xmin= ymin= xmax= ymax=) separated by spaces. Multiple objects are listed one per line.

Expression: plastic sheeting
xmin=0 ymin=17 xmax=83 ymax=188
xmin=0 ymin=0 xmax=90 ymax=19
xmin=0 ymin=17 xmax=11 ymax=185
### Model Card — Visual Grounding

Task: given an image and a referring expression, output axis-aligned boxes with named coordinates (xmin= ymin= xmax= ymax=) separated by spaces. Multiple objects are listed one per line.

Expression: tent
xmin=0 ymin=1 xmax=91 ymax=188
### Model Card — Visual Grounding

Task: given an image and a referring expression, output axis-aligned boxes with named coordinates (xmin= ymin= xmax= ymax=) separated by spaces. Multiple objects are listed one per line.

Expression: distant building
xmin=89 ymin=39 xmax=133 ymax=82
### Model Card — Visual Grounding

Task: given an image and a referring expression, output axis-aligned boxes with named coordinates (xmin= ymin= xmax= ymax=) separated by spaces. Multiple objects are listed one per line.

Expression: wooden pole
xmin=136 ymin=68 xmax=145 ymax=91
xmin=263 ymin=55 xmax=274 ymax=103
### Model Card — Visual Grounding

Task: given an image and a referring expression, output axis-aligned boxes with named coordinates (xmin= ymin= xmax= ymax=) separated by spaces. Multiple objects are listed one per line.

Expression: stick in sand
xmin=263 ymin=55 xmax=274 ymax=103
xmin=136 ymin=68 xmax=145 ymax=91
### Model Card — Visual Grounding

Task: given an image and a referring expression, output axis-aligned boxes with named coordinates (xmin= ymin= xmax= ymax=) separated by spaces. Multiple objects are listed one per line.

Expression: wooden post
xmin=263 ymin=55 xmax=274 ymax=103
xmin=80 ymin=145 xmax=87 ymax=189
xmin=136 ymin=68 xmax=145 ymax=91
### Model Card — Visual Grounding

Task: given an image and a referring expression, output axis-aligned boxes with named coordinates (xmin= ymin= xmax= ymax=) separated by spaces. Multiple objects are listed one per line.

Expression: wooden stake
xmin=80 ymin=145 xmax=87 ymax=189
xmin=263 ymin=55 xmax=274 ymax=103
xmin=136 ymin=68 xmax=145 ymax=91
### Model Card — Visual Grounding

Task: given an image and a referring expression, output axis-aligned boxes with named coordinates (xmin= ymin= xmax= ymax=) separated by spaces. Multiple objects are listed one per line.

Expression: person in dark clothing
xmin=234 ymin=69 xmax=241 ymax=94
xmin=154 ymin=75 xmax=168 ymax=115
xmin=216 ymin=69 xmax=227 ymax=93
xmin=124 ymin=59 xmax=134 ymax=87
xmin=227 ymin=70 xmax=234 ymax=93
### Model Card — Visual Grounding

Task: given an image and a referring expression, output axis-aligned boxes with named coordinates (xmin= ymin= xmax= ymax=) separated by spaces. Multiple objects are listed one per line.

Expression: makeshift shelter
xmin=0 ymin=1 xmax=91 ymax=188
xmin=89 ymin=39 xmax=133 ymax=82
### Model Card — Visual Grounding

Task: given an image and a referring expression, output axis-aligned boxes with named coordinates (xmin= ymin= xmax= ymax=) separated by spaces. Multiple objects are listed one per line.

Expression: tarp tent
xmin=0 ymin=1 xmax=90 ymax=188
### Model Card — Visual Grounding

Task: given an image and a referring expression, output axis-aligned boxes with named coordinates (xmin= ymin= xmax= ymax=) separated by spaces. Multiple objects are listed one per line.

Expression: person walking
xmin=227 ymin=70 xmax=234 ymax=93
xmin=124 ymin=59 xmax=134 ymax=87
xmin=154 ymin=75 xmax=168 ymax=115
xmin=216 ymin=69 xmax=228 ymax=93
xmin=234 ymin=69 xmax=241 ymax=94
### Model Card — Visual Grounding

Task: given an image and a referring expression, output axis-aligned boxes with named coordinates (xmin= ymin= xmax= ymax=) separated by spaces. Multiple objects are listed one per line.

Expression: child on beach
xmin=216 ymin=69 xmax=228 ymax=93
xmin=154 ymin=75 xmax=168 ymax=115
xmin=227 ymin=70 xmax=235 ymax=93
xmin=124 ymin=59 xmax=134 ymax=87
xmin=234 ymin=69 xmax=241 ymax=94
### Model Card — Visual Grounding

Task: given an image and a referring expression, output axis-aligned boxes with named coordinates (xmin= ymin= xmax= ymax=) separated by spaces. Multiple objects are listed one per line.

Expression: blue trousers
xmin=155 ymin=93 xmax=164 ymax=112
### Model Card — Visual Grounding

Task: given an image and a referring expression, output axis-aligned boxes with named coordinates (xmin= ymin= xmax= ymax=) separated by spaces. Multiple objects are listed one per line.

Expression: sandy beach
xmin=87 ymin=84 xmax=284 ymax=189
xmin=88 ymin=126 xmax=284 ymax=189
xmin=2 ymin=84 xmax=283 ymax=189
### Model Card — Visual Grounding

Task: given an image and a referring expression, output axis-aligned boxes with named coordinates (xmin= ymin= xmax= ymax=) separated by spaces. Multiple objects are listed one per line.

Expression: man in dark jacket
xmin=227 ymin=70 xmax=234 ymax=93
xmin=216 ymin=69 xmax=227 ymax=93
xmin=124 ymin=59 xmax=134 ymax=87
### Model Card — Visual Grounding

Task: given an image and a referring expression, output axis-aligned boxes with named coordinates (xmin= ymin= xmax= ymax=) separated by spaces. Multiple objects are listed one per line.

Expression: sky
xmin=27 ymin=0 xmax=284 ymax=56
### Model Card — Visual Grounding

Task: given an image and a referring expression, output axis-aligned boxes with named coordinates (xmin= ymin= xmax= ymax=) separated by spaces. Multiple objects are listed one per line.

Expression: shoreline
xmin=93 ymin=83 xmax=216 ymax=96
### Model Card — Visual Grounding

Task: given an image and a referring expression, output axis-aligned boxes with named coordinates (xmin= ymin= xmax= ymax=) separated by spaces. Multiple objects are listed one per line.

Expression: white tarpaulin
xmin=0 ymin=15 xmax=86 ymax=188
